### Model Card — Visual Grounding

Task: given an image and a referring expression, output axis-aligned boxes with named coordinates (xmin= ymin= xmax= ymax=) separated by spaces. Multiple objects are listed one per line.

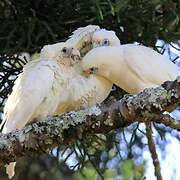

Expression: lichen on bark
xmin=0 ymin=77 xmax=179 ymax=166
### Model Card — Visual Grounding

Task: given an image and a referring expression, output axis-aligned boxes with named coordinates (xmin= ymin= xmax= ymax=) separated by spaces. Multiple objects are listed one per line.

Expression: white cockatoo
xmin=1 ymin=25 xmax=113 ymax=179
xmin=1 ymin=43 xmax=80 ymax=179
xmin=38 ymin=25 xmax=113 ymax=112
xmin=82 ymin=44 xmax=180 ymax=94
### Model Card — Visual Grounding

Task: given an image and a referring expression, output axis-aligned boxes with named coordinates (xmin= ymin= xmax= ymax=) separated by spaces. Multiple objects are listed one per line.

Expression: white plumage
xmin=1 ymin=25 xmax=113 ymax=179
xmin=82 ymin=44 xmax=180 ymax=94
xmin=2 ymin=44 xmax=78 ymax=179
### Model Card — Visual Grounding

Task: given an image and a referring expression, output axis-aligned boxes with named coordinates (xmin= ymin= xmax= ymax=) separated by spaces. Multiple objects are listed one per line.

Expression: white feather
xmin=2 ymin=26 xmax=114 ymax=178
xmin=92 ymin=29 xmax=120 ymax=46
xmin=2 ymin=59 xmax=69 ymax=179
xmin=82 ymin=44 xmax=180 ymax=94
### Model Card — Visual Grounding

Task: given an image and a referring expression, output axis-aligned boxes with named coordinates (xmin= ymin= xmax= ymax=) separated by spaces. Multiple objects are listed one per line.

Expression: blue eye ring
xmin=102 ymin=38 xmax=110 ymax=46
xmin=61 ymin=47 xmax=70 ymax=57
xmin=61 ymin=47 xmax=68 ymax=53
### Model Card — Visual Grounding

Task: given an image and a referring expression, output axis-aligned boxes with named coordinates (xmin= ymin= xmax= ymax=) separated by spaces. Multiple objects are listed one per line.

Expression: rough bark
xmin=146 ymin=122 xmax=163 ymax=180
xmin=0 ymin=77 xmax=180 ymax=166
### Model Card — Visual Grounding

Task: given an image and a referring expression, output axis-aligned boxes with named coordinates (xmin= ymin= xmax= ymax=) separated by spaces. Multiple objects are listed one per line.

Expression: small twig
xmin=172 ymin=56 xmax=179 ymax=63
xmin=169 ymin=43 xmax=180 ymax=52
xmin=114 ymin=142 xmax=123 ymax=160
xmin=138 ymin=127 xmax=146 ymax=135
xmin=146 ymin=122 xmax=163 ymax=180
xmin=122 ymin=130 xmax=128 ymax=146
xmin=129 ymin=123 xmax=139 ymax=147
xmin=152 ymin=114 xmax=180 ymax=132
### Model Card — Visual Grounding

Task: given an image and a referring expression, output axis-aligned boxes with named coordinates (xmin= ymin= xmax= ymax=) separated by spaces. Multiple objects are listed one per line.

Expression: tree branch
xmin=146 ymin=122 xmax=162 ymax=180
xmin=0 ymin=77 xmax=180 ymax=166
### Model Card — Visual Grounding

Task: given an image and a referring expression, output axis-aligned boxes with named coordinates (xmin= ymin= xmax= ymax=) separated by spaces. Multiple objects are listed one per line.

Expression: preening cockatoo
xmin=38 ymin=25 xmax=113 ymax=112
xmin=1 ymin=25 xmax=112 ymax=179
xmin=82 ymin=44 xmax=180 ymax=94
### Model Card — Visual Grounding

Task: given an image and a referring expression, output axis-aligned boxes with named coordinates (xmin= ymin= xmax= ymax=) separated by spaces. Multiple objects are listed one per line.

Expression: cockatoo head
xmin=92 ymin=29 xmax=120 ymax=47
xmin=81 ymin=28 xmax=121 ymax=81
xmin=40 ymin=25 xmax=101 ymax=66
xmin=66 ymin=25 xmax=100 ymax=57
xmin=59 ymin=46 xmax=81 ymax=66
xmin=82 ymin=46 xmax=119 ymax=82
xmin=40 ymin=42 xmax=80 ymax=66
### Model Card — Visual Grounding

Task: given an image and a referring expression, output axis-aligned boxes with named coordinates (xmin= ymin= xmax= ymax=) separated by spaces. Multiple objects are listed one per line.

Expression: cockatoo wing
xmin=123 ymin=44 xmax=180 ymax=84
xmin=2 ymin=60 xmax=55 ymax=133
xmin=87 ymin=75 xmax=113 ymax=105
xmin=69 ymin=74 xmax=112 ymax=110
xmin=119 ymin=45 xmax=180 ymax=93
xmin=2 ymin=59 xmax=57 ymax=179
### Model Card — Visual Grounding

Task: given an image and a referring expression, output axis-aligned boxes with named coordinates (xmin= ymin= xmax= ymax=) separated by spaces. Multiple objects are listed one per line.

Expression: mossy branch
xmin=0 ymin=77 xmax=180 ymax=166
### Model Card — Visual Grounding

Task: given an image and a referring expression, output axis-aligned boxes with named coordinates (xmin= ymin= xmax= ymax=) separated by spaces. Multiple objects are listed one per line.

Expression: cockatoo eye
xmin=89 ymin=67 xmax=98 ymax=74
xmin=61 ymin=47 xmax=70 ymax=57
xmin=102 ymin=38 xmax=110 ymax=46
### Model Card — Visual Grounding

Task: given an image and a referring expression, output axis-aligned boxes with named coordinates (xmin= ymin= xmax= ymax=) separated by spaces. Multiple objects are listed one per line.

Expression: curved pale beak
xmin=93 ymin=42 xmax=101 ymax=48
xmin=71 ymin=48 xmax=81 ymax=62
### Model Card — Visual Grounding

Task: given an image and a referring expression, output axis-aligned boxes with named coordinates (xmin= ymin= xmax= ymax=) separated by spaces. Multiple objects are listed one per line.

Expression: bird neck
xmin=73 ymin=62 xmax=84 ymax=75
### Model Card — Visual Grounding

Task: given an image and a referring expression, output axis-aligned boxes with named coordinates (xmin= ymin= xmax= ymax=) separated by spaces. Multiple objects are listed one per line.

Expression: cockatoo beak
xmin=83 ymin=67 xmax=98 ymax=74
xmin=83 ymin=69 xmax=92 ymax=74
xmin=71 ymin=48 xmax=80 ymax=57
xmin=93 ymin=42 xmax=101 ymax=48
xmin=71 ymin=48 xmax=81 ymax=62
xmin=59 ymin=47 xmax=80 ymax=66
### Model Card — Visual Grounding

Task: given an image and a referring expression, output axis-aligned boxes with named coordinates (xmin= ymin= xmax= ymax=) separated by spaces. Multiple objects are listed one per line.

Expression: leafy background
xmin=0 ymin=0 xmax=179 ymax=179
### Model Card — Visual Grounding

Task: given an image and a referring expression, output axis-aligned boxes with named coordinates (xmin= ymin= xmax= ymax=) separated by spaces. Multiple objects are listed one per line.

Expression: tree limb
xmin=146 ymin=122 xmax=162 ymax=180
xmin=0 ymin=77 xmax=180 ymax=166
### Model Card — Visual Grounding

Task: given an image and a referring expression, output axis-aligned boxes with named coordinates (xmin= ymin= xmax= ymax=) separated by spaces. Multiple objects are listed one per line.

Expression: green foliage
xmin=0 ymin=0 xmax=179 ymax=54
xmin=105 ymin=169 xmax=116 ymax=180
xmin=74 ymin=168 xmax=116 ymax=180
xmin=74 ymin=168 xmax=98 ymax=180
xmin=74 ymin=160 xmax=146 ymax=180
xmin=121 ymin=160 xmax=146 ymax=180
xmin=122 ymin=160 xmax=134 ymax=180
